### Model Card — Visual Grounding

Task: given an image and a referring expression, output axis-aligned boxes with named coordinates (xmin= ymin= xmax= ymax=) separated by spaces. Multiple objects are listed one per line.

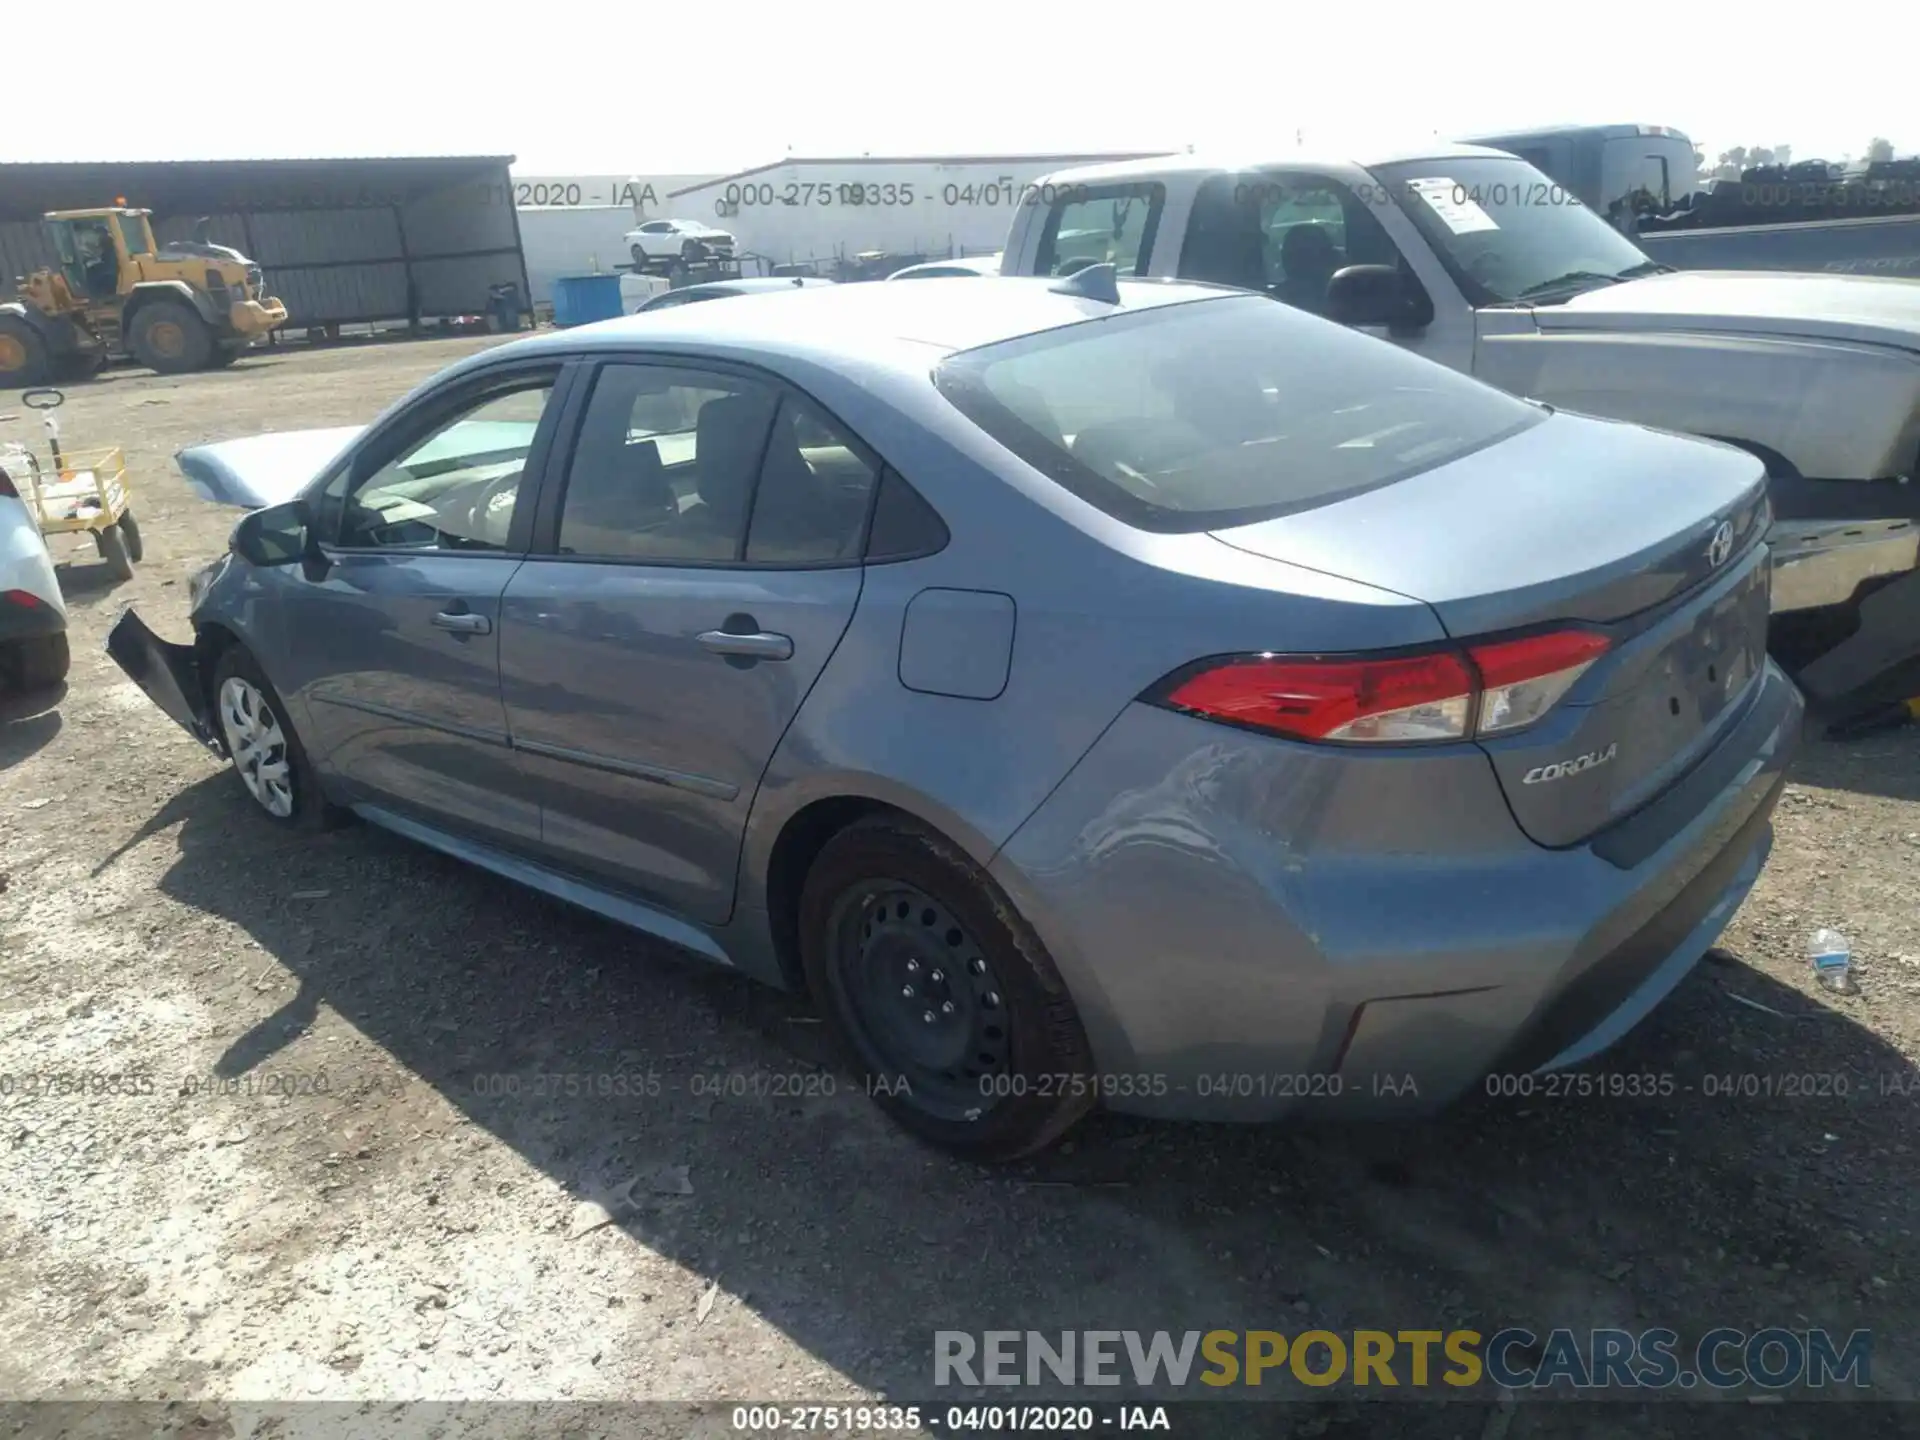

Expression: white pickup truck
xmin=1001 ymin=144 xmax=1920 ymax=716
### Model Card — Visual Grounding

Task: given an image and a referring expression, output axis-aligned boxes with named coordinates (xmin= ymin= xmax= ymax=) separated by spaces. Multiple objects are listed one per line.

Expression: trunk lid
xmin=1211 ymin=410 xmax=1772 ymax=846
xmin=176 ymin=426 xmax=364 ymax=509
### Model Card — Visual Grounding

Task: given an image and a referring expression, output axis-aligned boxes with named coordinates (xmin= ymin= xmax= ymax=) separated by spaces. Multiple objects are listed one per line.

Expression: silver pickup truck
xmin=1002 ymin=143 xmax=1920 ymax=717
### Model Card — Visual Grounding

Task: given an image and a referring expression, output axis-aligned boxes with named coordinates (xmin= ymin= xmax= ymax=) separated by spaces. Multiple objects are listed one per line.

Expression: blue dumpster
xmin=550 ymin=274 xmax=624 ymax=328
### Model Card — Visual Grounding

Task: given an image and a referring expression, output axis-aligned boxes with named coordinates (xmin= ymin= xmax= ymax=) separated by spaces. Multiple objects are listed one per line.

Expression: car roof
xmin=1036 ymin=140 xmax=1515 ymax=186
xmin=497 ymin=275 xmax=1232 ymax=372
xmin=652 ymin=277 xmax=836 ymax=302
xmin=892 ymin=255 xmax=1002 ymax=277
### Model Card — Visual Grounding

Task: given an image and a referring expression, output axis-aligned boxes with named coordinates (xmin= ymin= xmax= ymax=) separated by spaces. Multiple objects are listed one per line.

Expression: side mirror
xmin=1324 ymin=265 xmax=1432 ymax=332
xmin=232 ymin=499 xmax=312 ymax=567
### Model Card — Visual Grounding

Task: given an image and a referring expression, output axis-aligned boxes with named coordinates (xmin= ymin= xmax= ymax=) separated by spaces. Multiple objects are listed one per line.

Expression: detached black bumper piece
xmin=106 ymin=607 xmax=223 ymax=755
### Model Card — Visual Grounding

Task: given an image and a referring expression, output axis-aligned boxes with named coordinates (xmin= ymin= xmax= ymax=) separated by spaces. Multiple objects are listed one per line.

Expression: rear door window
xmin=1036 ymin=184 xmax=1164 ymax=276
xmin=1177 ymin=173 xmax=1412 ymax=317
xmin=555 ymin=363 xmax=778 ymax=562
xmin=935 ymin=294 xmax=1540 ymax=533
xmin=744 ymin=399 xmax=880 ymax=564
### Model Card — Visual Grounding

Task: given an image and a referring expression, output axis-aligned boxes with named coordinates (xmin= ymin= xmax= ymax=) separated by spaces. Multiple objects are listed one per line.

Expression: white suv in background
xmin=0 ymin=439 xmax=69 ymax=691
xmin=624 ymin=218 xmax=738 ymax=272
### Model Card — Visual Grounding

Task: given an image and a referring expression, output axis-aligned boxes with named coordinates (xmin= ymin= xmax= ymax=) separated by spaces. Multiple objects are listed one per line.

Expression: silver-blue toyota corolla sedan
xmin=109 ymin=271 xmax=1801 ymax=1160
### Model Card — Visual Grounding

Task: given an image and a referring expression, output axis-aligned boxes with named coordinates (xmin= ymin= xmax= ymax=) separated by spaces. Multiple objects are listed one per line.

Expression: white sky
xmin=6 ymin=0 xmax=1912 ymax=174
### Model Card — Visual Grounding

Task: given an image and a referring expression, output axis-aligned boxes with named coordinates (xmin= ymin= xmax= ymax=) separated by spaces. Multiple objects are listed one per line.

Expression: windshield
xmin=1368 ymin=156 xmax=1654 ymax=305
xmin=934 ymin=295 xmax=1541 ymax=534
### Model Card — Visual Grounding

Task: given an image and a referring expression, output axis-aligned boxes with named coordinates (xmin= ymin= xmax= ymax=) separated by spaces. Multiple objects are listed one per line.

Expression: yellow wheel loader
xmin=0 ymin=207 xmax=288 ymax=386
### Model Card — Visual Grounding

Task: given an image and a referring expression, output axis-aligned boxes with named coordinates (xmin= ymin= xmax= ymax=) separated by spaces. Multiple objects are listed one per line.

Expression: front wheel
xmin=210 ymin=646 xmax=344 ymax=830
xmin=128 ymin=299 xmax=215 ymax=374
xmin=94 ymin=522 xmax=134 ymax=581
xmin=116 ymin=510 xmax=143 ymax=562
xmin=799 ymin=817 xmax=1096 ymax=1161
xmin=630 ymin=243 xmax=649 ymax=270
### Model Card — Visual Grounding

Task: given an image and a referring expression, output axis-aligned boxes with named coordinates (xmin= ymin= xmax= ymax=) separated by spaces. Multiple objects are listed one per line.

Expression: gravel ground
xmin=3 ymin=339 xmax=1920 ymax=1437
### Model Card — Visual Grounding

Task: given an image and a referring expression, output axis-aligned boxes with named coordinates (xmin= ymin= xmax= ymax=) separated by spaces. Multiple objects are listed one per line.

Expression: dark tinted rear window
xmin=934 ymin=294 xmax=1541 ymax=533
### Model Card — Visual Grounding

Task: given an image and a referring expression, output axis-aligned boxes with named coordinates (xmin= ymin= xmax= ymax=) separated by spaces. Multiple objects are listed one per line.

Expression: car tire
xmin=128 ymin=299 xmax=215 ymax=374
xmin=681 ymin=238 xmax=702 ymax=263
xmin=798 ymin=815 xmax=1096 ymax=1162
xmin=3 ymin=632 xmax=69 ymax=692
xmin=94 ymin=523 xmax=134 ymax=581
xmin=630 ymin=244 xmax=648 ymax=270
xmin=207 ymin=346 xmax=241 ymax=368
xmin=116 ymin=509 xmax=144 ymax=562
xmin=0 ymin=314 xmax=51 ymax=387
xmin=210 ymin=645 xmax=345 ymax=831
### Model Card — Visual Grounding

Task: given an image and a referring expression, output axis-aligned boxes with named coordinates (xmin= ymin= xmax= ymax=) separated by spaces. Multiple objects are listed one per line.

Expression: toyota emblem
xmin=1707 ymin=520 xmax=1735 ymax=568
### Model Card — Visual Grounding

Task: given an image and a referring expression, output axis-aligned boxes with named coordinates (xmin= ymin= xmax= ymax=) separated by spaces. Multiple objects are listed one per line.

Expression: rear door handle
xmin=433 ymin=611 xmax=492 ymax=635
xmin=697 ymin=629 xmax=793 ymax=661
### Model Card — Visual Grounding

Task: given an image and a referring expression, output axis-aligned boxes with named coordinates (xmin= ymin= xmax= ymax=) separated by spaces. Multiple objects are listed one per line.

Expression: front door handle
xmin=433 ymin=610 xmax=492 ymax=635
xmin=697 ymin=629 xmax=793 ymax=661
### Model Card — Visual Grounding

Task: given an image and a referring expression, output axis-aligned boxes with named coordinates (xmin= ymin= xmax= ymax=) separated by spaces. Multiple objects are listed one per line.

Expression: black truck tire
xmin=128 ymin=299 xmax=215 ymax=374
xmin=0 ymin=314 xmax=51 ymax=387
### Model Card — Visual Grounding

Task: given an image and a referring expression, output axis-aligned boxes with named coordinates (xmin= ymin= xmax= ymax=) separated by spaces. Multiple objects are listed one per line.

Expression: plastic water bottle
xmin=1809 ymin=929 xmax=1853 ymax=993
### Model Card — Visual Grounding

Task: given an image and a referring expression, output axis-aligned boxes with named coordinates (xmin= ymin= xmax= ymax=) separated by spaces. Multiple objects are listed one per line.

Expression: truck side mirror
xmin=1324 ymin=265 xmax=1432 ymax=332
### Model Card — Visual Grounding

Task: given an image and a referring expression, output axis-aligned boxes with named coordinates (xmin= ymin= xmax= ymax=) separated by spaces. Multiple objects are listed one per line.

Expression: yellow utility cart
xmin=13 ymin=388 xmax=141 ymax=581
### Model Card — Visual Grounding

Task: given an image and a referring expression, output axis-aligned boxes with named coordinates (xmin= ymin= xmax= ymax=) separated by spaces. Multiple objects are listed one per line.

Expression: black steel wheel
xmin=799 ymin=816 xmax=1095 ymax=1161
xmin=828 ymin=880 xmax=1013 ymax=1116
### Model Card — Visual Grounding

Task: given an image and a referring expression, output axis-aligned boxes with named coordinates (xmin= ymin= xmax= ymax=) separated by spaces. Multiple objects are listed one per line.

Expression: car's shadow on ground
xmin=120 ymin=772 xmax=1920 ymax=1419
xmin=49 ymin=557 xmax=129 ymax=606
xmin=1792 ymin=720 xmax=1920 ymax=805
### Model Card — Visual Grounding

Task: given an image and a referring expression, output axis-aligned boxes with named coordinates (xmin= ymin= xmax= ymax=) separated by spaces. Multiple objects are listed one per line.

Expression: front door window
xmin=327 ymin=383 xmax=554 ymax=552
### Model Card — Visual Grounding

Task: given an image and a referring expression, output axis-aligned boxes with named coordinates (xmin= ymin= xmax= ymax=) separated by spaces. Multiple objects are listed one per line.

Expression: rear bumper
xmin=992 ymin=660 xmax=1803 ymax=1122
xmin=104 ymin=607 xmax=223 ymax=755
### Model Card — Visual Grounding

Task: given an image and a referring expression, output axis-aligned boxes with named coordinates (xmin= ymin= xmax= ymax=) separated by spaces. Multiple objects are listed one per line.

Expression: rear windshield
xmin=934 ymin=294 xmax=1541 ymax=533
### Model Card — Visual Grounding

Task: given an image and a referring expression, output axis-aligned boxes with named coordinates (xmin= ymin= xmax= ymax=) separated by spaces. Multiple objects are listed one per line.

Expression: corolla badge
xmin=1707 ymin=520 xmax=1735 ymax=569
xmin=1522 ymin=743 xmax=1618 ymax=785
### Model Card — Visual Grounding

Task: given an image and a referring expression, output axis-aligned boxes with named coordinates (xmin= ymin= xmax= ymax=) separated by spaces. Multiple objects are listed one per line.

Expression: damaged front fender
xmin=106 ymin=608 xmax=226 ymax=758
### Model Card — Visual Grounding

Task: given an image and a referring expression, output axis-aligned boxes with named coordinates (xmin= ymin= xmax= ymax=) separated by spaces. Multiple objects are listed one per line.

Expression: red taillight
xmin=1468 ymin=630 xmax=1611 ymax=735
xmin=3 ymin=588 xmax=44 ymax=608
xmin=1158 ymin=650 xmax=1477 ymax=743
xmin=1151 ymin=628 xmax=1610 ymax=745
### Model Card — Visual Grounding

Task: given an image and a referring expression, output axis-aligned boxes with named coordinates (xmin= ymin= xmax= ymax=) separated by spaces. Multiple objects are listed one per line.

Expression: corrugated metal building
xmin=0 ymin=157 xmax=529 ymax=328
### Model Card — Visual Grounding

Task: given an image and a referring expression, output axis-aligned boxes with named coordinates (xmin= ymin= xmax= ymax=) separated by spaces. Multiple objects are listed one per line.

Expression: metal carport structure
xmin=0 ymin=156 xmax=530 ymax=328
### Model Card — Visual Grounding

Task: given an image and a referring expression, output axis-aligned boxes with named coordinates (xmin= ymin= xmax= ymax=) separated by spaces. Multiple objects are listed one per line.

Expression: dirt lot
xmin=4 ymin=339 xmax=1920 ymax=1436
